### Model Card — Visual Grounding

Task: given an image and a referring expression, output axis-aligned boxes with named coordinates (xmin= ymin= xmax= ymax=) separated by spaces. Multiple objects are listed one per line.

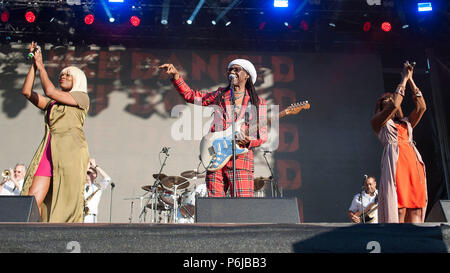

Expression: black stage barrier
xmin=195 ymin=197 xmax=301 ymax=224
xmin=426 ymin=200 xmax=450 ymax=222
xmin=0 ymin=196 xmax=41 ymax=222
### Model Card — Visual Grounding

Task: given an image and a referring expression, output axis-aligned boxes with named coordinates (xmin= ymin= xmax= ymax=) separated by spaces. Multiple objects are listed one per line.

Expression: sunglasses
xmin=227 ymin=67 xmax=244 ymax=73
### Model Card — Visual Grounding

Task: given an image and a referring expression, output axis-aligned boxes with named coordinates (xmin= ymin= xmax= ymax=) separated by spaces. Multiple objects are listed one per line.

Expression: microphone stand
xmin=230 ymin=80 xmax=237 ymax=198
xmin=139 ymin=148 xmax=170 ymax=223
xmin=262 ymin=150 xmax=280 ymax=197
xmin=360 ymin=187 xmax=366 ymax=224
xmin=109 ymin=182 xmax=115 ymax=223
xmin=360 ymin=175 xmax=367 ymax=224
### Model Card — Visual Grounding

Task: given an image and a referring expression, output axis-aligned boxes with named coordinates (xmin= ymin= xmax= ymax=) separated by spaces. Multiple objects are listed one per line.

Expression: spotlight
xmin=109 ymin=17 xmax=115 ymax=23
xmin=329 ymin=23 xmax=336 ymax=28
xmin=84 ymin=14 xmax=95 ymax=25
xmin=161 ymin=19 xmax=168 ymax=25
xmin=25 ymin=11 xmax=36 ymax=23
xmin=258 ymin=21 xmax=266 ymax=30
xmin=1 ymin=10 xmax=9 ymax=23
xmin=274 ymin=0 xmax=288 ymax=7
xmin=130 ymin=15 xmax=140 ymax=27
xmin=418 ymin=2 xmax=432 ymax=12
xmin=300 ymin=20 xmax=308 ymax=31
xmin=363 ymin=22 xmax=371 ymax=32
xmin=225 ymin=21 xmax=231 ymax=26
xmin=186 ymin=0 xmax=205 ymax=26
xmin=381 ymin=21 xmax=391 ymax=32
xmin=211 ymin=20 xmax=216 ymax=25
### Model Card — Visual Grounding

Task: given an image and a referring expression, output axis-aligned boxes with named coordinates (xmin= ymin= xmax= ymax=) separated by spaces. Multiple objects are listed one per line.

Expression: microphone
xmin=26 ymin=45 xmax=40 ymax=60
xmin=162 ymin=147 xmax=170 ymax=154
xmin=229 ymin=74 xmax=236 ymax=82
xmin=362 ymin=174 xmax=368 ymax=190
xmin=410 ymin=61 xmax=416 ymax=68
xmin=111 ymin=182 xmax=115 ymax=188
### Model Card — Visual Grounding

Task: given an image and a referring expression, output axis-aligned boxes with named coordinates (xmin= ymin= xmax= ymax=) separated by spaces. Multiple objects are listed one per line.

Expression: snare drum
xmin=159 ymin=191 xmax=175 ymax=208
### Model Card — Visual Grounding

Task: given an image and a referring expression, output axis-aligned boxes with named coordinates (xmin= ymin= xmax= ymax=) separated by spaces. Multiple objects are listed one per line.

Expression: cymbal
xmin=180 ymin=170 xmax=206 ymax=179
xmin=161 ymin=176 xmax=189 ymax=189
xmin=153 ymin=173 xmax=167 ymax=180
xmin=146 ymin=203 xmax=169 ymax=210
xmin=254 ymin=177 xmax=271 ymax=191
xmin=123 ymin=196 xmax=151 ymax=200
xmin=141 ymin=185 xmax=163 ymax=192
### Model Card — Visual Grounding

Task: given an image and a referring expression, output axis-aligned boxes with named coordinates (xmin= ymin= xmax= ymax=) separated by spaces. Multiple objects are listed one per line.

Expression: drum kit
xmin=125 ymin=171 xmax=271 ymax=223
xmin=124 ymin=170 xmax=207 ymax=223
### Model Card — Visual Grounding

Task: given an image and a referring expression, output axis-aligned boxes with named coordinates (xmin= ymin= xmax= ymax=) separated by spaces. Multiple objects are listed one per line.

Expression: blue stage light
xmin=274 ymin=0 xmax=288 ymax=8
xmin=418 ymin=2 xmax=432 ymax=12
xmin=108 ymin=0 xmax=124 ymax=2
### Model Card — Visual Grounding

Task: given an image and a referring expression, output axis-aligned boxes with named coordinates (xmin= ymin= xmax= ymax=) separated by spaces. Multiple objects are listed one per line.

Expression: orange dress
xmin=395 ymin=123 xmax=427 ymax=208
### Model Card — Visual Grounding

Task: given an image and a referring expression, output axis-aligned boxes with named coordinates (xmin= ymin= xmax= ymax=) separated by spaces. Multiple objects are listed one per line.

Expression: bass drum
xmin=177 ymin=183 xmax=208 ymax=223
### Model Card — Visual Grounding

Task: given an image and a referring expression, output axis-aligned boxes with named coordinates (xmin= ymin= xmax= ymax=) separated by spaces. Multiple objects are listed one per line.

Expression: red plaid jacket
xmin=172 ymin=77 xmax=268 ymax=171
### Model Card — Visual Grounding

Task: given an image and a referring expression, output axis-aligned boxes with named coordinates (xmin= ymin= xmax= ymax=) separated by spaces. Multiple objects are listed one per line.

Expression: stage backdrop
xmin=0 ymin=44 xmax=385 ymax=222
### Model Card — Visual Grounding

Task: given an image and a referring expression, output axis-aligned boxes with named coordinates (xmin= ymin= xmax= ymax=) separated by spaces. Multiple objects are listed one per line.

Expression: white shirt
xmin=84 ymin=177 xmax=111 ymax=216
xmin=348 ymin=190 xmax=378 ymax=223
xmin=0 ymin=179 xmax=24 ymax=196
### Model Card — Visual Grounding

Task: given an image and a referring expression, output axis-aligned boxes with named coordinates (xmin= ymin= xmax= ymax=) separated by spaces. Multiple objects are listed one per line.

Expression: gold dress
xmin=21 ymin=91 xmax=90 ymax=223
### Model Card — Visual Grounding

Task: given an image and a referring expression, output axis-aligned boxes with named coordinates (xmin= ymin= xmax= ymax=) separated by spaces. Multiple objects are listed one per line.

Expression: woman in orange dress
xmin=371 ymin=61 xmax=427 ymax=223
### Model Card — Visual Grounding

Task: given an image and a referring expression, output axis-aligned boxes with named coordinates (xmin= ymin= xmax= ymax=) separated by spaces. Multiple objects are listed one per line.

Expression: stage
xmin=0 ymin=222 xmax=449 ymax=253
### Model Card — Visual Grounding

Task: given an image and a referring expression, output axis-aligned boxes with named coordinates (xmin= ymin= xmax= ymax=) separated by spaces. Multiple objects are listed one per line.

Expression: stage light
xmin=25 ymin=11 xmax=36 ymax=23
xmin=186 ymin=19 xmax=192 ymax=25
xmin=259 ymin=21 xmax=266 ymax=30
xmin=363 ymin=21 xmax=371 ymax=32
xmin=211 ymin=20 xmax=216 ymax=25
xmin=84 ymin=14 xmax=95 ymax=25
xmin=186 ymin=0 xmax=205 ymax=26
xmin=225 ymin=21 xmax=231 ymax=26
xmin=274 ymin=0 xmax=288 ymax=7
xmin=213 ymin=0 xmax=239 ymax=25
xmin=329 ymin=23 xmax=336 ymax=27
xmin=366 ymin=0 xmax=381 ymax=5
xmin=130 ymin=15 xmax=140 ymax=27
xmin=300 ymin=20 xmax=308 ymax=31
xmin=1 ymin=10 xmax=9 ymax=23
xmin=402 ymin=24 xmax=409 ymax=29
xmin=108 ymin=0 xmax=124 ymax=2
xmin=381 ymin=22 xmax=391 ymax=32
xmin=418 ymin=2 xmax=432 ymax=12
xmin=109 ymin=17 xmax=115 ymax=23
xmin=161 ymin=0 xmax=170 ymax=25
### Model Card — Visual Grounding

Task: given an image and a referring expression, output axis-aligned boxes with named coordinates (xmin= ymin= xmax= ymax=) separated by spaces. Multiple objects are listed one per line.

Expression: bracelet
xmin=395 ymin=85 xmax=405 ymax=96
xmin=414 ymin=88 xmax=423 ymax=97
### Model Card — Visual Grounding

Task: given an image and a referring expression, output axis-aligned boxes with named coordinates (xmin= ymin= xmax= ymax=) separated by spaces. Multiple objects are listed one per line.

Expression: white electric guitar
xmin=199 ymin=101 xmax=310 ymax=171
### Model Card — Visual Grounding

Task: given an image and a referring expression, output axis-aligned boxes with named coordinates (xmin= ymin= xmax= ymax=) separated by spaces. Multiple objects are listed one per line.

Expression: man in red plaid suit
xmin=160 ymin=59 xmax=268 ymax=197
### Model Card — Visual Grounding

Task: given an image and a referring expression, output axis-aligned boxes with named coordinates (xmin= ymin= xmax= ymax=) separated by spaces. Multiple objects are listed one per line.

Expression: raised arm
xmin=21 ymin=42 xmax=49 ymax=111
xmin=32 ymin=45 xmax=78 ymax=107
xmin=370 ymin=62 xmax=411 ymax=134
xmin=159 ymin=63 xmax=220 ymax=106
xmin=407 ymin=73 xmax=427 ymax=128
xmin=370 ymin=85 xmax=405 ymax=134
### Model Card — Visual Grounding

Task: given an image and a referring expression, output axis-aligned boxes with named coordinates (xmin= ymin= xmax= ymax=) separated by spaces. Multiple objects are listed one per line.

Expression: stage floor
xmin=0 ymin=222 xmax=449 ymax=253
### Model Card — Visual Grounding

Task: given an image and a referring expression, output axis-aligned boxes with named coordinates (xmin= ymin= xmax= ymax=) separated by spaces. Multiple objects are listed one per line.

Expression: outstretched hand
xmin=159 ymin=63 xmax=180 ymax=80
